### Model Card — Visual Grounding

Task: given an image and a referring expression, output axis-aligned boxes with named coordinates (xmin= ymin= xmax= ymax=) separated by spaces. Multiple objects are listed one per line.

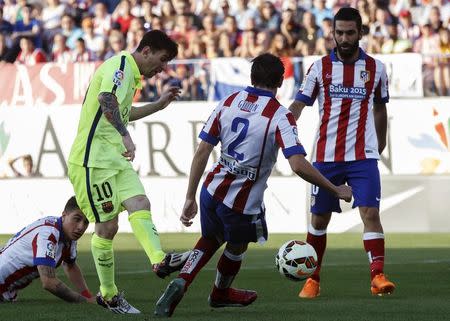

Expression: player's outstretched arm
xmin=288 ymin=100 xmax=306 ymax=121
xmin=129 ymin=86 xmax=181 ymax=121
xmin=180 ymin=141 xmax=214 ymax=227
xmin=288 ymin=154 xmax=352 ymax=202
xmin=37 ymin=265 xmax=91 ymax=303
xmin=62 ymin=262 xmax=94 ymax=302
xmin=98 ymin=92 xmax=136 ymax=161
xmin=373 ymin=102 xmax=387 ymax=154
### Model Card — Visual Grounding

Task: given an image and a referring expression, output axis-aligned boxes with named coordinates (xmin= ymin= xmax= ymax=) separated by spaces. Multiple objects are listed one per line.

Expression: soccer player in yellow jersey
xmin=68 ymin=30 xmax=190 ymax=314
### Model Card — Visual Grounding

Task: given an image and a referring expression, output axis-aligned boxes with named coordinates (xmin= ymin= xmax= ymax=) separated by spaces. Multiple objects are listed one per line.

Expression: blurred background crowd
xmin=0 ymin=0 xmax=449 ymax=100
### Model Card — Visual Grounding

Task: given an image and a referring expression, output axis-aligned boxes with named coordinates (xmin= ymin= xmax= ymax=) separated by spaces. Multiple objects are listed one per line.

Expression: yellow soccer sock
xmin=91 ymin=233 xmax=118 ymax=300
xmin=128 ymin=210 xmax=166 ymax=265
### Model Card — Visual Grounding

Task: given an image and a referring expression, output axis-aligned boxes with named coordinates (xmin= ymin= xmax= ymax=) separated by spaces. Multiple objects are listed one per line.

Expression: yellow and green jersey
xmin=69 ymin=51 xmax=142 ymax=169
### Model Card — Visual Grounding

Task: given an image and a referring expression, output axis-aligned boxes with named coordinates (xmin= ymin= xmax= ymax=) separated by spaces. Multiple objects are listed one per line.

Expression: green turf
xmin=1 ymin=233 xmax=450 ymax=321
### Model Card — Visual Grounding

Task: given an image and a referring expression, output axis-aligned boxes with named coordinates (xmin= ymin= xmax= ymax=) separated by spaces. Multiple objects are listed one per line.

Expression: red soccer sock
xmin=178 ymin=236 xmax=221 ymax=290
xmin=213 ymin=249 xmax=243 ymax=292
xmin=363 ymin=232 xmax=385 ymax=279
xmin=306 ymin=227 xmax=327 ymax=282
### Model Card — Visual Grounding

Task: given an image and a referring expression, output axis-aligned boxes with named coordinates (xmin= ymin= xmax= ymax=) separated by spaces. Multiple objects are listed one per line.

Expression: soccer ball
xmin=275 ymin=240 xmax=318 ymax=281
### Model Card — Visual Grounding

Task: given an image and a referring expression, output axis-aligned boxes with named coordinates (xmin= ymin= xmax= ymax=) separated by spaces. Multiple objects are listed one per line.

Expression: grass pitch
xmin=1 ymin=233 xmax=449 ymax=321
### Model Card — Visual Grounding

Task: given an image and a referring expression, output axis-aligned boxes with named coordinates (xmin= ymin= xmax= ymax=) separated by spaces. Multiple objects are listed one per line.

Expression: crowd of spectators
xmin=0 ymin=0 xmax=449 ymax=98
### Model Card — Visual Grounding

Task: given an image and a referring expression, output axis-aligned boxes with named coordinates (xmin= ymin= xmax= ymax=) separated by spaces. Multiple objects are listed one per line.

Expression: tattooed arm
xmin=98 ymin=92 xmax=136 ymax=161
xmin=37 ymin=265 xmax=90 ymax=303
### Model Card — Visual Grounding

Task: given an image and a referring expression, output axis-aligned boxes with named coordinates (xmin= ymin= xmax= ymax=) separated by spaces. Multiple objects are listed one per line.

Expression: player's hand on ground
xmin=336 ymin=184 xmax=352 ymax=202
xmin=86 ymin=296 xmax=96 ymax=304
xmin=157 ymin=86 xmax=181 ymax=110
xmin=180 ymin=199 xmax=198 ymax=227
xmin=122 ymin=133 xmax=136 ymax=161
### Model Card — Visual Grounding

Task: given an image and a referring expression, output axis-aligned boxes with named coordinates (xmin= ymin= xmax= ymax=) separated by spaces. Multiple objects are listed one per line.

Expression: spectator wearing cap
xmin=16 ymin=36 xmax=47 ymax=65
xmin=398 ymin=9 xmax=420 ymax=43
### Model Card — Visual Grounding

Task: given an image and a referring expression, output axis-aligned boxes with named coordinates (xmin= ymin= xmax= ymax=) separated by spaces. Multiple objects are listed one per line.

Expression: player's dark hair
xmin=136 ymin=30 xmax=178 ymax=60
xmin=334 ymin=7 xmax=362 ymax=31
xmin=64 ymin=196 xmax=80 ymax=213
xmin=250 ymin=53 xmax=284 ymax=89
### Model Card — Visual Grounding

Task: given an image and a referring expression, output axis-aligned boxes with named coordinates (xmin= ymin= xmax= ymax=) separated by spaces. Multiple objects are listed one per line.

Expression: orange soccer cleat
xmin=298 ymin=278 xmax=320 ymax=299
xmin=371 ymin=273 xmax=395 ymax=296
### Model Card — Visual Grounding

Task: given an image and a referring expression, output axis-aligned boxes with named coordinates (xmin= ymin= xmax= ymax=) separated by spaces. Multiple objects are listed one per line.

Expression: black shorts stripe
xmin=85 ymin=167 xmax=100 ymax=222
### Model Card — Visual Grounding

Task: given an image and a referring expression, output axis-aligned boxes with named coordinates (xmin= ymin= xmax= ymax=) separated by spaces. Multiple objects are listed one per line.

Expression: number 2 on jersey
xmin=228 ymin=117 xmax=249 ymax=161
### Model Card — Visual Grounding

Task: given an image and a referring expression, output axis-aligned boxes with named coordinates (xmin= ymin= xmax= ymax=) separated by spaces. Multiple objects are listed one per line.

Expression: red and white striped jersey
xmin=200 ymin=86 xmax=306 ymax=215
xmin=0 ymin=216 xmax=77 ymax=300
xmin=295 ymin=49 xmax=389 ymax=162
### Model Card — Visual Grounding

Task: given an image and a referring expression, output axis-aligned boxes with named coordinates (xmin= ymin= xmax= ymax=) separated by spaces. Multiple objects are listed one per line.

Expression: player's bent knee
xmin=123 ymin=195 xmax=151 ymax=212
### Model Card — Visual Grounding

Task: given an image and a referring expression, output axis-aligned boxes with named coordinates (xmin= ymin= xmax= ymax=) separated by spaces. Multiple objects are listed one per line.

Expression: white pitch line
xmin=80 ymin=259 xmax=450 ymax=276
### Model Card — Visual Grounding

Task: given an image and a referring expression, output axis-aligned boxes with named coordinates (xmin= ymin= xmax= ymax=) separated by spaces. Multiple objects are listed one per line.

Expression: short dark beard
xmin=336 ymin=41 xmax=359 ymax=59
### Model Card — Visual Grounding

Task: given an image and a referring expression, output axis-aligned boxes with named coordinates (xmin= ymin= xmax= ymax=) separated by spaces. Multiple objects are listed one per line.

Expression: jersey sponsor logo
xmin=219 ymin=153 xmax=257 ymax=181
xmin=101 ymin=201 xmax=114 ymax=213
xmin=46 ymin=242 xmax=56 ymax=259
xmin=113 ymin=69 xmax=124 ymax=87
xmin=181 ymin=249 xmax=203 ymax=274
xmin=360 ymin=70 xmax=370 ymax=83
xmin=237 ymin=100 xmax=260 ymax=112
xmin=329 ymin=84 xmax=367 ymax=99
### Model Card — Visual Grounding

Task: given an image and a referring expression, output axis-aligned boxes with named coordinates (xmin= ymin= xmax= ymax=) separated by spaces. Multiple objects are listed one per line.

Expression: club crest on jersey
xmin=360 ymin=70 xmax=370 ymax=83
xmin=102 ymin=201 xmax=114 ymax=213
xmin=113 ymin=69 xmax=124 ymax=86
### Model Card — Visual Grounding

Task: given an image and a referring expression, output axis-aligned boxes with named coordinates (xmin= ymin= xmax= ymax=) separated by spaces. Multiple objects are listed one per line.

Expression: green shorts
xmin=68 ymin=163 xmax=146 ymax=223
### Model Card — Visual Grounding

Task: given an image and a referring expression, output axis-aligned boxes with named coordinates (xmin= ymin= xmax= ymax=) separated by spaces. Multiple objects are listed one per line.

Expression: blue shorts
xmin=200 ymin=186 xmax=268 ymax=244
xmin=310 ymin=159 xmax=380 ymax=214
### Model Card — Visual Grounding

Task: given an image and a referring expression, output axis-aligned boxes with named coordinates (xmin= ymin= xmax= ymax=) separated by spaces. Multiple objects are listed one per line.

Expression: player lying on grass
xmin=154 ymin=53 xmax=352 ymax=317
xmin=0 ymin=196 xmax=94 ymax=304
